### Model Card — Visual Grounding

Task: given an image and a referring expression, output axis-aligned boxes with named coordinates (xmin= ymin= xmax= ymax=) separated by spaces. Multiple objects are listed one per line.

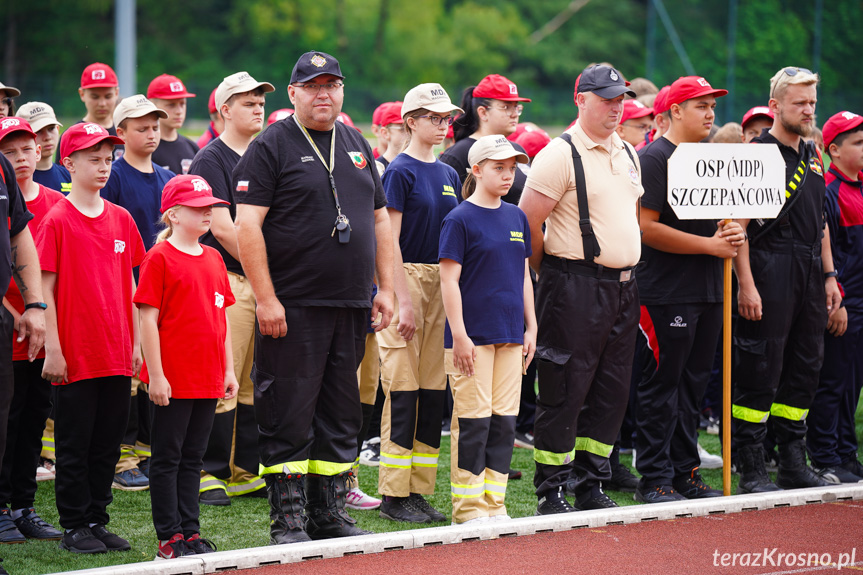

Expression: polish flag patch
xmin=236 ymin=180 xmax=249 ymax=192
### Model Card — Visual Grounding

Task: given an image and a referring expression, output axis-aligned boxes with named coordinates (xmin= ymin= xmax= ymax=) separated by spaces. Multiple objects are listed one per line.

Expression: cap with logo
xmin=468 ymin=134 xmax=529 ymax=167
xmin=823 ymin=111 xmax=863 ymax=150
xmin=161 ymin=174 xmax=230 ymax=213
xmin=0 ymin=117 xmax=36 ymax=144
xmin=290 ymin=51 xmax=344 ymax=84
xmin=473 ymin=74 xmax=532 ymax=103
xmin=17 ymin=102 xmax=62 ymax=133
xmin=575 ymin=65 xmax=636 ymax=99
xmin=0 ymin=82 xmax=21 ymax=98
xmin=113 ymin=95 xmax=168 ymax=128
xmin=741 ymin=106 xmax=774 ymax=130
xmin=80 ymin=63 xmax=119 ymax=89
xmin=379 ymin=102 xmax=405 ymax=127
xmin=401 ymin=84 xmax=464 ymax=117
xmin=372 ymin=102 xmax=392 ymax=127
xmin=652 ymin=86 xmax=671 ymax=115
xmin=621 ymin=99 xmax=654 ymax=124
xmin=267 ymin=108 xmax=295 ymax=126
xmin=59 ymin=122 xmax=124 ymax=160
xmin=147 ymin=74 xmax=196 ymax=100
xmin=215 ymin=72 xmax=275 ymax=112
xmin=666 ymin=76 xmax=728 ymax=108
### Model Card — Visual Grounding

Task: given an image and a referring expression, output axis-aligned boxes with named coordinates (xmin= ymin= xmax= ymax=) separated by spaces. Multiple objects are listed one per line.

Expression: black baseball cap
xmin=290 ymin=51 xmax=345 ymax=84
xmin=575 ymin=64 xmax=636 ymax=99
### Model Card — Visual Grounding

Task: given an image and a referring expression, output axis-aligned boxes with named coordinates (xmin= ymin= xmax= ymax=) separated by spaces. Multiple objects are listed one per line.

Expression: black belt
xmin=543 ymin=254 xmax=635 ymax=282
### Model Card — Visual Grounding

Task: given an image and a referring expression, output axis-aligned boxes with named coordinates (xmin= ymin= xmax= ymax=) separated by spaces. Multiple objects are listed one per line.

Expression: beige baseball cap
xmin=468 ymin=134 xmax=529 ymax=167
xmin=215 ymin=71 xmax=275 ymax=112
xmin=401 ymin=83 xmax=463 ymax=118
xmin=113 ymin=94 xmax=168 ymax=127
xmin=0 ymin=82 xmax=21 ymax=98
xmin=17 ymin=102 xmax=62 ymax=133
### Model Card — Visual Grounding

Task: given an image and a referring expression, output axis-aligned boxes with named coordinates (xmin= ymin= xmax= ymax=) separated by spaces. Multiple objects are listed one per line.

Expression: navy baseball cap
xmin=290 ymin=51 xmax=345 ymax=84
xmin=575 ymin=64 xmax=636 ymax=99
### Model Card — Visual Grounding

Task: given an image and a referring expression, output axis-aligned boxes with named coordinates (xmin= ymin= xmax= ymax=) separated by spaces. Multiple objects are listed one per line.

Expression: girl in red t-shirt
xmin=135 ymin=175 xmax=238 ymax=559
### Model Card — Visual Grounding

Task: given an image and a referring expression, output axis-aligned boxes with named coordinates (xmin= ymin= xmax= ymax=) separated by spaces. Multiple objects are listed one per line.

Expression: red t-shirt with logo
xmin=36 ymin=199 xmax=146 ymax=384
xmin=134 ymin=241 xmax=234 ymax=399
xmin=6 ymin=184 xmax=65 ymax=361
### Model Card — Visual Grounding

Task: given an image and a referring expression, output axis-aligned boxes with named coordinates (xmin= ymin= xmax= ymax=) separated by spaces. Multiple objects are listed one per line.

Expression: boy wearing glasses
xmin=732 ymin=66 xmax=840 ymax=493
xmin=615 ymin=99 xmax=654 ymax=147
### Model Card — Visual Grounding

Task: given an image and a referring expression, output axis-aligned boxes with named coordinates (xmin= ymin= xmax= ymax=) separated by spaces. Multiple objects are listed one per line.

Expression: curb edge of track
xmin=57 ymin=484 xmax=863 ymax=575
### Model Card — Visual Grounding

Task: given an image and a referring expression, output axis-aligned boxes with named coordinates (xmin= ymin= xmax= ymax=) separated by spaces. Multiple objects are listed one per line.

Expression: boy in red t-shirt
xmin=37 ymin=122 xmax=145 ymax=554
xmin=0 ymin=118 xmax=64 ymax=544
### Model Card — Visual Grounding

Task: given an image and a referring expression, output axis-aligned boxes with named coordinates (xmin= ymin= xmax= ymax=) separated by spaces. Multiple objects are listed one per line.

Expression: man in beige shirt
xmin=519 ymin=64 xmax=643 ymax=514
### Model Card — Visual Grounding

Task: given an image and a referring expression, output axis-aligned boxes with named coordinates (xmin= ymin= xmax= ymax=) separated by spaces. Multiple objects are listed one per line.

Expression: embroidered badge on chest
xmin=348 ymin=151 xmax=367 ymax=169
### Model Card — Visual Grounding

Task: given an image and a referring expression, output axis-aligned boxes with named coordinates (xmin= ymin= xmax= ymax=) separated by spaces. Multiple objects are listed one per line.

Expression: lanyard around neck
xmin=294 ymin=114 xmax=343 ymax=215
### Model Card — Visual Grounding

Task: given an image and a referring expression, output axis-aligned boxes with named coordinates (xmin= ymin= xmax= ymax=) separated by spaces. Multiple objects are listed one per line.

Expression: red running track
xmin=241 ymin=501 xmax=863 ymax=575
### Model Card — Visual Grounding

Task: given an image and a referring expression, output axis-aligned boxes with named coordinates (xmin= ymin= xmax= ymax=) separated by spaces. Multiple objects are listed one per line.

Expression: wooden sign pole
xmin=722 ymin=220 xmax=732 ymax=496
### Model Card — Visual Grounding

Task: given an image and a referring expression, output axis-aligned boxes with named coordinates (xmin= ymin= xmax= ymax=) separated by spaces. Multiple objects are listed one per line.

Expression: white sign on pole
xmin=667 ymin=143 xmax=787 ymax=220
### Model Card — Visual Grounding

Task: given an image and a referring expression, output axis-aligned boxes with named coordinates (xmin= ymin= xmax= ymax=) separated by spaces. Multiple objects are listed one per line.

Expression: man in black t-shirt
xmin=733 ymin=67 xmax=840 ymax=493
xmin=233 ymin=52 xmax=394 ymax=544
xmin=148 ymin=74 xmax=200 ymax=175
xmin=634 ymin=76 xmax=744 ymax=503
xmin=189 ymin=71 xmax=275 ymax=506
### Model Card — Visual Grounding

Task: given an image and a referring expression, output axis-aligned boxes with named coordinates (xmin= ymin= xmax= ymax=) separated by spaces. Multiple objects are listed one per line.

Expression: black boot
xmin=265 ymin=473 xmax=312 ymax=545
xmin=737 ymin=444 xmax=782 ymax=494
xmin=305 ymin=471 xmax=372 ymax=539
xmin=776 ymin=441 xmax=831 ymax=489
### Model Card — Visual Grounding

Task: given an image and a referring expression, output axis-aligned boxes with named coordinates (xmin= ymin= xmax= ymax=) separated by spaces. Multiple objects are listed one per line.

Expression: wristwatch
xmin=24 ymin=302 xmax=47 ymax=311
xmin=824 ymin=271 xmax=839 ymax=279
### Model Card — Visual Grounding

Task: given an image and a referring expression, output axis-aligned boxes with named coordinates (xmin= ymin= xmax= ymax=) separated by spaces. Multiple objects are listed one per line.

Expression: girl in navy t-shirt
xmin=439 ymin=135 xmax=537 ymax=525
xmin=377 ymin=84 xmax=463 ymax=523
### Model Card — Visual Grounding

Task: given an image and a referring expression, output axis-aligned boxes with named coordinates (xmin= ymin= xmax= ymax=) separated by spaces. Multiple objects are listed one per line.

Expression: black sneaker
xmin=536 ymin=487 xmax=575 ymax=515
xmin=379 ymin=496 xmax=430 ymax=523
xmin=157 ymin=533 xmax=193 ymax=559
xmin=185 ymin=533 xmax=217 ymax=554
xmin=514 ymin=431 xmax=535 ymax=449
xmin=575 ymin=485 xmax=618 ymax=510
xmin=13 ymin=508 xmax=62 ymax=540
xmin=91 ymin=524 xmax=130 ymax=551
xmin=813 ymin=466 xmax=862 ymax=485
xmin=508 ymin=468 xmax=522 ymax=480
xmin=634 ymin=484 xmax=686 ymax=504
xmin=673 ymin=468 xmax=723 ymax=499
xmin=60 ymin=527 xmax=107 ymax=554
xmin=605 ymin=462 xmax=639 ymax=492
xmin=409 ymin=493 xmax=446 ymax=522
xmin=840 ymin=458 xmax=863 ymax=478
xmin=199 ymin=488 xmax=231 ymax=506
xmin=0 ymin=509 xmax=25 ymax=544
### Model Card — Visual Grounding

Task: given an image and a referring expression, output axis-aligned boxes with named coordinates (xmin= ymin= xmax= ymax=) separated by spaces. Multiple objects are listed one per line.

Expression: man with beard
xmin=732 ymin=67 xmax=841 ymax=493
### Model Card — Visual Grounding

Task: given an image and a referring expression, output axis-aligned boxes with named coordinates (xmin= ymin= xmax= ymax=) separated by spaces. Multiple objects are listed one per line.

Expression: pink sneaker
xmin=345 ymin=487 xmax=381 ymax=510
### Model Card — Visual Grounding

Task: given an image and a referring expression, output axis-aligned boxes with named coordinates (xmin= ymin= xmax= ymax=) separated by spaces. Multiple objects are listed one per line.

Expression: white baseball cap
xmin=17 ymin=102 xmax=62 ymax=133
xmin=401 ymin=83 xmax=463 ymax=117
xmin=215 ymin=71 xmax=275 ymax=111
xmin=113 ymin=94 xmax=168 ymax=127
xmin=468 ymin=134 xmax=528 ymax=167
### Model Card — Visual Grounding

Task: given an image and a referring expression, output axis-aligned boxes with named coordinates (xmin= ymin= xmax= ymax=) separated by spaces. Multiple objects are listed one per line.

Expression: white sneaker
xmin=36 ymin=459 xmax=55 ymax=482
xmin=698 ymin=443 xmax=724 ymax=469
xmin=345 ymin=487 xmax=381 ymax=510
xmin=451 ymin=516 xmax=489 ymax=526
xmin=359 ymin=437 xmax=380 ymax=467
xmin=489 ymin=514 xmax=512 ymax=522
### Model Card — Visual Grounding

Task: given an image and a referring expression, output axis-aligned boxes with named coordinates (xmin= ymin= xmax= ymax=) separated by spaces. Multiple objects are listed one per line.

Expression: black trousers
xmin=254 ymin=306 xmax=366 ymax=474
xmin=0 ymin=359 xmax=53 ymax=508
xmin=733 ymin=239 xmax=827 ymax=447
xmin=635 ymin=303 xmax=722 ymax=486
xmin=54 ymin=376 xmax=130 ymax=529
xmin=532 ymin=262 xmax=639 ymax=497
xmin=0 ymin=308 xmax=14 ymax=478
xmin=150 ymin=398 xmax=216 ymax=539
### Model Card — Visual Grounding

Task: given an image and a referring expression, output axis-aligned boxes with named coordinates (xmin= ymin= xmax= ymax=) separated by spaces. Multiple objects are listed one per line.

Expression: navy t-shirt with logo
xmin=33 ymin=164 xmax=71 ymax=195
xmin=233 ymin=118 xmax=386 ymax=307
xmin=439 ymin=201 xmax=531 ymax=347
xmin=382 ymin=154 xmax=460 ymax=264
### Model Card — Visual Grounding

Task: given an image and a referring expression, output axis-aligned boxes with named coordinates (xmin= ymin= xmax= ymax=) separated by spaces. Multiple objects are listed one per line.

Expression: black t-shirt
xmin=153 ymin=134 xmax=200 ymax=175
xmin=750 ymin=130 xmax=825 ymax=246
xmin=189 ymin=138 xmax=244 ymax=276
xmin=439 ymin=137 xmax=528 ymax=205
xmin=0 ymin=155 xmax=34 ymax=297
xmin=638 ymin=137 xmax=723 ymax=305
xmin=55 ymin=120 xmax=124 ymax=163
xmin=233 ymin=118 xmax=387 ymax=306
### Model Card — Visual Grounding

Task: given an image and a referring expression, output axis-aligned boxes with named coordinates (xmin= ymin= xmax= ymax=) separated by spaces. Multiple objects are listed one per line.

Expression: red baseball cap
xmin=621 ymin=99 xmax=654 ymax=124
xmin=337 ymin=112 xmax=362 ymax=133
xmin=59 ymin=122 xmax=124 ymax=160
xmin=207 ymin=88 xmax=217 ymax=114
xmin=652 ymin=86 xmax=671 ymax=115
xmin=741 ymin=106 xmax=774 ymax=130
xmin=474 ymin=74 xmax=531 ymax=102
xmin=161 ymin=174 xmax=229 ymax=213
xmin=0 ymin=117 xmax=36 ymax=144
xmin=666 ymin=76 xmax=727 ymax=108
xmin=80 ymin=63 xmax=118 ymax=89
xmin=147 ymin=74 xmax=196 ymax=99
xmin=267 ymin=108 xmax=294 ymax=125
xmin=823 ymin=111 xmax=863 ymax=150
xmin=372 ymin=102 xmax=392 ymax=126
xmin=516 ymin=129 xmax=551 ymax=159
xmin=379 ymin=102 xmax=404 ymax=127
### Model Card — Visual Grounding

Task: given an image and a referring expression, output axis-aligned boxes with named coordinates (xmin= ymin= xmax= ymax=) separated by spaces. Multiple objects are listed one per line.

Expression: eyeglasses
xmin=487 ymin=103 xmax=524 ymax=116
xmin=417 ymin=115 xmax=454 ymax=126
xmin=292 ymin=82 xmax=344 ymax=94
xmin=624 ymin=121 xmax=652 ymax=132
xmin=783 ymin=67 xmax=813 ymax=77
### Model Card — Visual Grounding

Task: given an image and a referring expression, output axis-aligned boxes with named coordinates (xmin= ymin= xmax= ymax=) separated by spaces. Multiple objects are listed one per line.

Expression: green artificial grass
xmin=4 ymin=395 xmax=861 ymax=574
